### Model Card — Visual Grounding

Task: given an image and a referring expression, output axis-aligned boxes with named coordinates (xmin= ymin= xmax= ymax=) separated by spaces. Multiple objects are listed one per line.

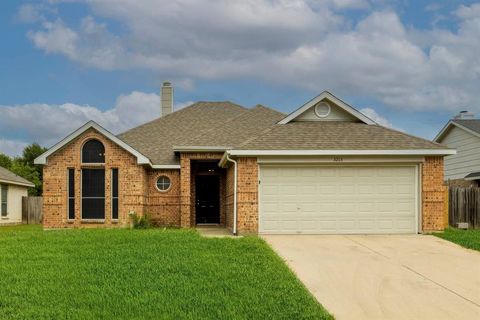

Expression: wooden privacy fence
xmin=448 ymin=187 xmax=480 ymax=229
xmin=22 ymin=196 xmax=43 ymax=224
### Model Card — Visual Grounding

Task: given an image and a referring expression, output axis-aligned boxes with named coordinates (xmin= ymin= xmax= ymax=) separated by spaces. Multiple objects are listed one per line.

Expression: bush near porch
xmin=0 ymin=225 xmax=332 ymax=319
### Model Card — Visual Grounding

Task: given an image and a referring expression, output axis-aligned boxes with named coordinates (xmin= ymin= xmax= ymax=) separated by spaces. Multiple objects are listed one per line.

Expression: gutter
xmin=0 ymin=179 xmax=35 ymax=188
xmin=225 ymin=153 xmax=238 ymax=236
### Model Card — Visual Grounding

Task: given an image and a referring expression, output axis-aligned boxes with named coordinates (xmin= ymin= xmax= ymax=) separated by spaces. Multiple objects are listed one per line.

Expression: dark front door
xmin=195 ymin=175 xmax=220 ymax=224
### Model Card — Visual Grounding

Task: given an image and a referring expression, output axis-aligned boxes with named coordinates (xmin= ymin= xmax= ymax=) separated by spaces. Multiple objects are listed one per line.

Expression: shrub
xmin=129 ymin=212 xmax=152 ymax=229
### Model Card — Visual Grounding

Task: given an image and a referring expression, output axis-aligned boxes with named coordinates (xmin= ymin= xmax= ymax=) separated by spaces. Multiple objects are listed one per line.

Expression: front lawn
xmin=0 ymin=225 xmax=332 ymax=319
xmin=434 ymin=228 xmax=480 ymax=251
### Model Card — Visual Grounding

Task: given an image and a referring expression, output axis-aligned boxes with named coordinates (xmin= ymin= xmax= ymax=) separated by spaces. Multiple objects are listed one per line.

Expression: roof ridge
xmin=235 ymin=122 xmax=279 ymax=149
xmin=253 ymin=104 xmax=286 ymax=116
xmin=118 ymin=101 xmax=247 ymax=137
xmin=118 ymin=101 xmax=199 ymax=137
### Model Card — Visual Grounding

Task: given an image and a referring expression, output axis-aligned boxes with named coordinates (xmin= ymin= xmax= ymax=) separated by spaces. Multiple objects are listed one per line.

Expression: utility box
xmin=457 ymin=222 xmax=469 ymax=230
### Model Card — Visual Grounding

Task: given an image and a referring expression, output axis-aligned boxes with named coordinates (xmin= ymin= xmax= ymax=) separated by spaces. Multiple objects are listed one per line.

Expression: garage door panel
xmin=259 ymin=165 xmax=417 ymax=234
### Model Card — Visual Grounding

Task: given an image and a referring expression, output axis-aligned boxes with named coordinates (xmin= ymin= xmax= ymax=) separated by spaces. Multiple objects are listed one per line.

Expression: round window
xmin=156 ymin=176 xmax=171 ymax=192
xmin=314 ymin=102 xmax=331 ymax=118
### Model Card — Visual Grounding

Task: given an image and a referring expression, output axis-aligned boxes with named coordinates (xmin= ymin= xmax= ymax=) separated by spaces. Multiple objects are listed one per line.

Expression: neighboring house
xmin=0 ymin=166 xmax=35 ymax=225
xmin=435 ymin=111 xmax=480 ymax=187
xmin=34 ymin=82 xmax=454 ymax=234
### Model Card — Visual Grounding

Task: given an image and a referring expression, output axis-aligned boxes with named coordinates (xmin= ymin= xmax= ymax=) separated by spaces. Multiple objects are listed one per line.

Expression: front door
xmin=195 ymin=175 xmax=220 ymax=224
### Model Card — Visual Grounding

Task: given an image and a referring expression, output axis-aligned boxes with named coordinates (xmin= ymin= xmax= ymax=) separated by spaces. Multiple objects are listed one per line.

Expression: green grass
xmin=0 ymin=225 xmax=332 ymax=320
xmin=434 ymin=228 xmax=480 ymax=251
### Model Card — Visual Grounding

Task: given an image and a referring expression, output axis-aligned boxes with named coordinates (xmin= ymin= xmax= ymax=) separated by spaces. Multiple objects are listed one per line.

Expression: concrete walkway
xmin=264 ymin=235 xmax=480 ymax=320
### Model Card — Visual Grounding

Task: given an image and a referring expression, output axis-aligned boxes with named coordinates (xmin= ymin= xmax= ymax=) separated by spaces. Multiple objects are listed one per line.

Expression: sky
xmin=1 ymin=0 xmax=480 ymax=156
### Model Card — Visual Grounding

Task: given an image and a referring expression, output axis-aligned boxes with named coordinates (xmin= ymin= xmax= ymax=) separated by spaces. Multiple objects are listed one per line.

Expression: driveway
xmin=263 ymin=235 xmax=480 ymax=320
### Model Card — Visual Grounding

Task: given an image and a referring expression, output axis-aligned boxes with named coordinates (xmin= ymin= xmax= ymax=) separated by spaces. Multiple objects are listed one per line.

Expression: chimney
xmin=454 ymin=110 xmax=475 ymax=120
xmin=161 ymin=81 xmax=173 ymax=116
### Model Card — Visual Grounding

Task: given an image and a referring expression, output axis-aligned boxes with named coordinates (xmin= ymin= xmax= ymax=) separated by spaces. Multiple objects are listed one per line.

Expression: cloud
xmin=0 ymin=91 xmax=191 ymax=156
xmin=0 ymin=139 xmax=29 ymax=157
xmin=20 ymin=1 xmax=480 ymax=113
xmin=360 ymin=107 xmax=394 ymax=128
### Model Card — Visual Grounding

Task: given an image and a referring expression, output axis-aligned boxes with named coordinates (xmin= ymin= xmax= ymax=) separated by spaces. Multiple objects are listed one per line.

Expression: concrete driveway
xmin=263 ymin=235 xmax=480 ymax=320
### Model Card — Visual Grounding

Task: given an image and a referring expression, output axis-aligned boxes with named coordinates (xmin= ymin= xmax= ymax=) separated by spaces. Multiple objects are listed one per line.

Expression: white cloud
xmin=20 ymin=1 xmax=480 ymax=113
xmin=360 ymin=107 xmax=394 ymax=128
xmin=0 ymin=91 xmax=191 ymax=156
xmin=0 ymin=139 xmax=29 ymax=157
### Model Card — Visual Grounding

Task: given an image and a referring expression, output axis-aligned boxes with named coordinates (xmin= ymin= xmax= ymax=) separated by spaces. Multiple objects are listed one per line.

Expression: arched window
xmin=82 ymin=139 xmax=105 ymax=163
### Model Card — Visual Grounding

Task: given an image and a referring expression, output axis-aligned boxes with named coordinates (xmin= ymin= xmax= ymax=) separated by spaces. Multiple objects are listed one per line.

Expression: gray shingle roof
xmin=237 ymin=122 xmax=446 ymax=150
xmin=118 ymin=101 xmax=248 ymax=165
xmin=0 ymin=166 xmax=35 ymax=187
xmin=453 ymin=119 xmax=480 ymax=134
xmin=118 ymin=101 xmax=449 ymax=165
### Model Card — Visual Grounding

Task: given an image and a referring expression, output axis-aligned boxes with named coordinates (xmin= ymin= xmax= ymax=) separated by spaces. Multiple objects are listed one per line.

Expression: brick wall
xmin=225 ymin=165 xmax=234 ymax=231
xmin=422 ymin=156 xmax=446 ymax=232
xmin=236 ymin=157 xmax=258 ymax=234
xmin=43 ymin=128 xmax=147 ymax=228
xmin=146 ymin=169 xmax=181 ymax=226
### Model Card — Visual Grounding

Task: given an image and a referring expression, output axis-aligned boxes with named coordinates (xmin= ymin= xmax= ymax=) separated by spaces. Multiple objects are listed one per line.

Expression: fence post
xmin=444 ymin=187 xmax=449 ymax=229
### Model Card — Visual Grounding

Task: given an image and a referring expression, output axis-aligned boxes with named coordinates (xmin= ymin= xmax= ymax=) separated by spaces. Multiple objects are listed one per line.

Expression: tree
xmin=21 ymin=143 xmax=47 ymax=167
xmin=9 ymin=161 xmax=41 ymax=196
xmin=0 ymin=143 xmax=46 ymax=195
xmin=0 ymin=153 xmax=12 ymax=169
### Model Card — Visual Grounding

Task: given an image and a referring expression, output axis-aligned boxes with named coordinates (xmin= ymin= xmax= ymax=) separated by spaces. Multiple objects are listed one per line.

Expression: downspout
xmin=226 ymin=153 xmax=238 ymax=236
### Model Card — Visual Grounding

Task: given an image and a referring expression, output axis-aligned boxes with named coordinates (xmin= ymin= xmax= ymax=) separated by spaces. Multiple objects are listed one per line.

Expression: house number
xmin=333 ymin=157 xmax=343 ymax=162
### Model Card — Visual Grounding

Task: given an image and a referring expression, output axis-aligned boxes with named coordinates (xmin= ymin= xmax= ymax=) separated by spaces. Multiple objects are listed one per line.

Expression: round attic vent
xmin=314 ymin=102 xmax=331 ymax=118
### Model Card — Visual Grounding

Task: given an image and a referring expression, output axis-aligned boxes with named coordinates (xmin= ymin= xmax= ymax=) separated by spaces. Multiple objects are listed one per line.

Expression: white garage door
xmin=259 ymin=165 xmax=418 ymax=234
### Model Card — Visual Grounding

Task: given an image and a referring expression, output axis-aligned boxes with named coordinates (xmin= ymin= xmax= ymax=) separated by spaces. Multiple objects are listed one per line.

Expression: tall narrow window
xmin=1 ymin=184 xmax=7 ymax=217
xmin=68 ymin=169 xmax=75 ymax=220
xmin=112 ymin=168 xmax=118 ymax=220
xmin=82 ymin=139 xmax=105 ymax=163
xmin=82 ymin=169 xmax=105 ymax=219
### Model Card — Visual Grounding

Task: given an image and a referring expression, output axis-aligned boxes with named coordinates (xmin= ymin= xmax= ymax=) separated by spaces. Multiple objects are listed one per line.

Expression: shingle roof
xmin=237 ymin=122 xmax=446 ymax=150
xmin=180 ymin=105 xmax=285 ymax=147
xmin=118 ymin=101 xmax=248 ymax=165
xmin=452 ymin=119 xmax=480 ymax=134
xmin=0 ymin=166 xmax=35 ymax=187
xmin=118 ymin=101 xmax=449 ymax=165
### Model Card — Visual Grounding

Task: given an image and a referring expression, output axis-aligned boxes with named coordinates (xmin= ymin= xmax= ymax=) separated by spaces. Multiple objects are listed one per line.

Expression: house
xmin=434 ymin=111 xmax=480 ymax=187
xmin=34 ymin=82 xmax=454 ymax=234
xmin=0 ymin=166 xmax=35 ymax=225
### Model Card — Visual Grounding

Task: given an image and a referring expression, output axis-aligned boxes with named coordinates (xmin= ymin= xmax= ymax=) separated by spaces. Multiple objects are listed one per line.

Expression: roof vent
xmin=161 ymin=81 xmax=173 ymax=117
xmin=454 ymin=110 xmax=475 ymax=120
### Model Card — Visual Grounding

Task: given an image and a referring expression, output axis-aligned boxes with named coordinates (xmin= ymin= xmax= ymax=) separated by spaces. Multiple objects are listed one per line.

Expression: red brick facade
xmin=42 ymin=129 xmax=447 ymax=233
xmin=422 ymin=156 xmax=446 ymax=232
xmin=43 ymin=128 xmax=147 ymax=228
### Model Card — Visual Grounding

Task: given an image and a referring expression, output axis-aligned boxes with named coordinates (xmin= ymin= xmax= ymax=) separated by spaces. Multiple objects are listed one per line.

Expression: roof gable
xmin=34 ymin=121 xmax=151 ymax=166
xmin=278 ymin=91 xmax=376 ymax=125
xmin=434 ymin=120 xmax=480 ymax=142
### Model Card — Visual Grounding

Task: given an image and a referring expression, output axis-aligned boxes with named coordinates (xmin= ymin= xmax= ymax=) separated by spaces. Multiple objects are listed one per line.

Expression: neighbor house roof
xmin=0 ymin=166 xmax=35 ymax=188
xmin=434 ymin=119 xmax=480 ymax=142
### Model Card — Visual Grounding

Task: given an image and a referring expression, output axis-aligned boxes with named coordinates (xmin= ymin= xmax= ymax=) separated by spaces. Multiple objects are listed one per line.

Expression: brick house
xmin=35 ymin=83 xmax=454 ymax=234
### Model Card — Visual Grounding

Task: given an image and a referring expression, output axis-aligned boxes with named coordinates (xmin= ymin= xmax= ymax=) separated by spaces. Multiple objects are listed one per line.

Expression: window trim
xmin=67 ymin=168 xmax=75 ymax=220
xmin=111 ymin=168 xmax=119 ymax=221
xmin=80 ymin=168 xmax=106 ymax=221
xmin=155 ymin=175 xmax=172 ymax=192
xmin=81 ymin=139 xmax=106 ymax=165
xmin=1 ymin=184 xmax=8 ymax=218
